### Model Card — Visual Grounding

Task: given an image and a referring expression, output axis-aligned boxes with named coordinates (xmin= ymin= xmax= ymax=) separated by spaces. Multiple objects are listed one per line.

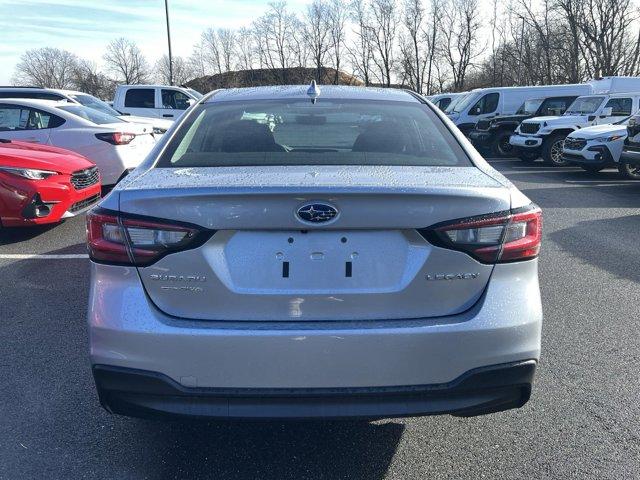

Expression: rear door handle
xmin=163 ymin=114 xmax=174 ymax=118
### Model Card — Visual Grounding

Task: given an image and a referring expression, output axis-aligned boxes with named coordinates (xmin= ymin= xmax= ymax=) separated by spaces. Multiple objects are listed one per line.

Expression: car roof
xmin=0 ymin=98 xmax=72 ymax=108
xmin=205 ymin=85 xmax=419 ymax=103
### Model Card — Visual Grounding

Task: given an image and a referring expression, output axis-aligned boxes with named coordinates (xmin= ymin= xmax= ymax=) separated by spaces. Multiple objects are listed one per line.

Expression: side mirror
xmin=471 ymin=106 xmax=481 ymax=115
xmin=602 ymin=107 xmax=613 ymax=117
xmin=187 ymin=98 xmax=196 ymax=107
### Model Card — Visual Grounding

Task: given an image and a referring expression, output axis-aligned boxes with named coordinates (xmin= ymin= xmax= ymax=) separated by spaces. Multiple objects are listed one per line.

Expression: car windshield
xmin=565 ymin=96 xmax=605 ymax=115
xmin=57 ymin=104 xmax=123 ymax=125
xmin=160 ymin=98 xmax=470 ymax=168
xmin=516 ymin=99 xmax=543 ymax=115
xmin=187 ymin=89 xmax=203 ymax=99
xmin=443 ymin=93 xmax=467 ymax=113
xmin=70 ymin=93 xmax=122 ymax=117
xmin=450 ymin=93 xmax=479 ymax=113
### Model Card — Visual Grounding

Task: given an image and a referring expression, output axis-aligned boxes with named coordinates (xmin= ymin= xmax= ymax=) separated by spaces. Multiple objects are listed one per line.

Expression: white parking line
xmin=0 ymin=254 xmax=88 ymax=259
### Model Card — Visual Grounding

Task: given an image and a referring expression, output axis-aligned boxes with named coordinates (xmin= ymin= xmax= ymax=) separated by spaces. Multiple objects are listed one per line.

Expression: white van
xmin=446 ymin=84 xmax=591 ymax=136
xmin=112 ymin=85 xmax=203 ymax=120
xmin=510 ymin=76 xmax=640 ymax=165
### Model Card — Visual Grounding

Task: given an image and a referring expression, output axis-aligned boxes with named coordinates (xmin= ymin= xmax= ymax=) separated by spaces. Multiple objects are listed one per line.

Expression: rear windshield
xmin=70 ymin=94 xmax=122 ymax=117
xmin=57 ymin=105 xmax=123 ymax=125
xmin=159 ymin=98 xmax=470 ymax=167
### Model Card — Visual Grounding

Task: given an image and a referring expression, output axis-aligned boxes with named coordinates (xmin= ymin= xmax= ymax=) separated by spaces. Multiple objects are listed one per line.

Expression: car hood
xmin=0 ymin=140 xmax=94 ymax=174
xmin=492 ymin=114 xmax=530 ymax=123
xmin=119 ymin=116 xmax=174 ymax=130
xmin=568 ymin=124 xmax=627 ymax=139
xmin=525 ymin=115 xmax=583 ymax=126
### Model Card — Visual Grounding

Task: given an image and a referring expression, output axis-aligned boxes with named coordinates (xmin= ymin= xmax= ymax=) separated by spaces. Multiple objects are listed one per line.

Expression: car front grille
xmin=564 ymin=138 xmax=587 ymax=150
xmin=476 ymin=120 xmax=492 ymax=131
xmin=69 ymin=193 xmax=101 ymax=213
xmin=520 ymin=123 xmax=540 ymax=134
xmin=70 ymin=166 xmax=99 ymax=190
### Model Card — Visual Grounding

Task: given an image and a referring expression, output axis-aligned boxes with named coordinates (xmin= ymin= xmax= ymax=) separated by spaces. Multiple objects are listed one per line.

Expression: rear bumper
xmin=88 ymin=259 xmax=542 ymax=419
xmin=93 ymin=360 xmax=536 ymax=419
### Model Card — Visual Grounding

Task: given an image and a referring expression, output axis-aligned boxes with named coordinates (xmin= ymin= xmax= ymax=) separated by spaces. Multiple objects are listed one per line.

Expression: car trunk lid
xmin=120 ymin=165 xmax=510 ymax=321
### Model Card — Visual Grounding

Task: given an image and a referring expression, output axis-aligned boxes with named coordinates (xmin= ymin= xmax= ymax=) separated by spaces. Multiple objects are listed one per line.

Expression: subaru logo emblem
xmin=296 ymin=203 xmax=338 ymax=224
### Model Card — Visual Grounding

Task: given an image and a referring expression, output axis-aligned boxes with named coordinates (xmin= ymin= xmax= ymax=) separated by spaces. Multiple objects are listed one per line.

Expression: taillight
xmin=86 ymin=209 xmax=213 ymax=266
xmin=419 ymin=205 xmax=542 ymax=263
xmin=95 ymin=132 xmax=136 ymax=145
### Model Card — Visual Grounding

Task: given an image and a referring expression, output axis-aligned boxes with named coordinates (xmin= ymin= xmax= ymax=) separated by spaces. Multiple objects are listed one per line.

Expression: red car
xmin=0 ymin=139 xmax=101 ymax=227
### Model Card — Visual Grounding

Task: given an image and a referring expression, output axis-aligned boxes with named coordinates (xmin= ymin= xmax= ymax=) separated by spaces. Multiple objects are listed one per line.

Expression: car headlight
xmin=0 ymin=167 xmax=58 ymax=180
xmin=153 ymin=127 xmax=167 ymax=135
xmin=594 ymin=135 xmax=624 ymax=142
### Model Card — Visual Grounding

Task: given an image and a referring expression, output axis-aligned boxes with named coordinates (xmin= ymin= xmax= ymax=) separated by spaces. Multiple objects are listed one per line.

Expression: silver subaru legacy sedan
xmin=87 ymin=85 xmax=542 ymax=420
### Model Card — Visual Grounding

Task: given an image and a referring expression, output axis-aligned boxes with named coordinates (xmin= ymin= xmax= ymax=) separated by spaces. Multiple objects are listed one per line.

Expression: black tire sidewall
xmin=618 ymin=162 xmax=640 ymax=179
xmin=490 ymin=131 xmax=515 ymax=157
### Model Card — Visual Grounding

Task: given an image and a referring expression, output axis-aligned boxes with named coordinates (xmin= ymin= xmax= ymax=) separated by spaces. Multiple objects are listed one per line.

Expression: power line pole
xmin=165 ymin=0 xmax=173 ymax=85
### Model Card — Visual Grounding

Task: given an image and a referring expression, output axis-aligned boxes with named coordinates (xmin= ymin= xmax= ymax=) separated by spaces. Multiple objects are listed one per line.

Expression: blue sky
xmin=0 ymin=0 xmax=308 ymax=84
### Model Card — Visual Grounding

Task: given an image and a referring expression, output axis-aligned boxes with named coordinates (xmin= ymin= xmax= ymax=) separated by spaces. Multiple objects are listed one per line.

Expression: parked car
xmin=620 ymin=113 xmax=640 ymax=179
xmin=510 ymin=76 xmax=640 ymax=165
xmin=112 ymin=84 xmax=203 ymax=120
xmin=0 ymin=87 xmax=173 ymax=135
xmin=561 ymin=119 xmax=630 ymax=175
xmin=426 ymin=92 xmax=466 ymax=111
xmin=468 ymin=95 xmax=581 ymax=157
xmin=446 ymin=83 xmax=590 ymax=136
xmin=87 ymin=85 xmax=543 ymax=420
xmin=0 ymin=139 xmax=101 ymax=227
xmin=0 ymin=99 xmax=156 ymax=185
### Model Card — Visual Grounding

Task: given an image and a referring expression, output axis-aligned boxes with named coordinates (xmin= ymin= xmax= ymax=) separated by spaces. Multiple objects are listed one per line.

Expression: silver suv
xmin=87 ymin=85 xmax=543 ymax=419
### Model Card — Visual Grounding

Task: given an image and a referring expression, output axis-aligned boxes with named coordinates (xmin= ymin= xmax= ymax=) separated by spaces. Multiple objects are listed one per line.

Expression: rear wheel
xmin=542 ymin=134 xmax=569 ymax=166
xmin=580 ymin=165 xmax=604 ymax=173
xmin=490 ymin=131 xmax=516 ymax=157
xmin=618 ymin=162 xmax=640 ymax=179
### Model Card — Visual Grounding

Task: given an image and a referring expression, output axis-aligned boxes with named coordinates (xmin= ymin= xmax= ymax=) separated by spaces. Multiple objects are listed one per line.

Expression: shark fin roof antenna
xmin=307 ymin=80 xmax=321 ymax=104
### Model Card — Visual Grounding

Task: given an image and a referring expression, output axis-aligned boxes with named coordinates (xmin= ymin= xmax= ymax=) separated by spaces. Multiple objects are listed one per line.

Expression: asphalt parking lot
xmin=1 ymin=159 xmax=639 ymax=480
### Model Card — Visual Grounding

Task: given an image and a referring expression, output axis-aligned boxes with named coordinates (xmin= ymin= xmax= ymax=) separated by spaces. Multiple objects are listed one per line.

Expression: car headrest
xmin=352 ymin=122 xmax=408 ymax=153
xmin=220 ymin=120 xmax=282 ymax=153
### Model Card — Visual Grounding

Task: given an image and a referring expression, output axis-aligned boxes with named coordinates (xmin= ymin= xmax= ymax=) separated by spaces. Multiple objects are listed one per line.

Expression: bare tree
xmin=217 ymin=28 xmax=237 ymax=72
xmin=400 ymin=0 xmax=428 ymax=92
xmin=201 ymin=28 xmax=223 ymax=74
xmin=368 ymin=0 xmax=398 ymax=86
xmin=253 ymin=1 xmax=300 ymax=82
xmin=562 ymin=0 xmax=640 ymax=77
xmin=13 ymin=47 xmax=78 ymax=88
xmin=347 ymin=0 xmax=374 ymax=85
xmin=72 ymin=59 xmax=114 ymax=98
xmin=236 ymin=27 xmax=256 ymax=71
xmin=155 ymin=55 xmax=193 ymax=85
xmin=188 ymin=39 xmax=210 ymax=78
xmin=328 ymin=0 xmax=348 ymax=83
xmin=425 ymin=0 xmax=443 ymax=94
xmin=439 ymin=0 xmax=482 ymax=91
xmin=103 ymin=38 xmax=149 ymax=84
xmin=304 ymin=0 xmax=332 ymax=79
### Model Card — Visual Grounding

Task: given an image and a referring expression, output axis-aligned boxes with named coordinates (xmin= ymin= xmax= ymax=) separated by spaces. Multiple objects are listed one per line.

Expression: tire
xmin=517 ymin=150 xmax=539 ymax=163
xmin=490 ymin=131 xmax=516 ymax=157
xmin=542 ymin=134 xmax=569 ymax=166
xmin=580 ymin=165 xmax=605 ymax=173
xmin=618 ymin=162 xmax=640 ymax=179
